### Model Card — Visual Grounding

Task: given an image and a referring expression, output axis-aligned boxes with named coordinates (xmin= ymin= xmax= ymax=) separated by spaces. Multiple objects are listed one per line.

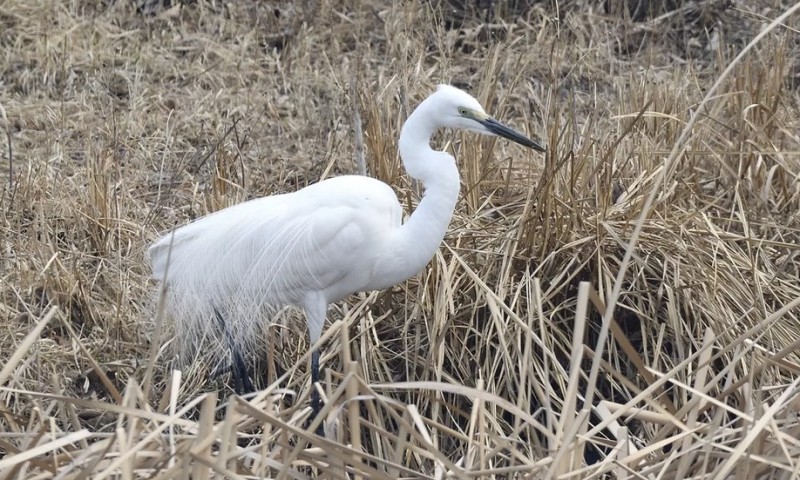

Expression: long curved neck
xmin=373 ymin=99 xmax=461 ymax=287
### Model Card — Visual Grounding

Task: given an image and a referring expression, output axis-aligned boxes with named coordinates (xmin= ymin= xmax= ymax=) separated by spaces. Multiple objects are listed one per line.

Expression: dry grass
xmin=2 ymin=0 xmax=800 ymax=478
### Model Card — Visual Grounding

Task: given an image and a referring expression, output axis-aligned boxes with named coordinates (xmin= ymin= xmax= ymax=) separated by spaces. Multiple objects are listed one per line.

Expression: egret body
xmin=148 ymin=85 xmax=545 ymax=420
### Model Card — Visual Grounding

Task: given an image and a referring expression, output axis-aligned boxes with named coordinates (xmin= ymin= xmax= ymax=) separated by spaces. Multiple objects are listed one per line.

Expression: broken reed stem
xmin=0 ymin=101 xmax=11 ymax=190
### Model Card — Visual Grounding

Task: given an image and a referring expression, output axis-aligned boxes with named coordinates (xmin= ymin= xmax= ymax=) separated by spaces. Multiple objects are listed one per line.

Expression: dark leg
xmin=213 ymin=307 xmax=255 ymax=394
xmin=310 ymin=350 xmax=320 ymax=413
xmin=231 ymin=348 xmax=254 ymax=395
xmin=303 ymin=296 xmax=327 ymax=435
xmin=309 ymin=349 xmax=324 ymax=435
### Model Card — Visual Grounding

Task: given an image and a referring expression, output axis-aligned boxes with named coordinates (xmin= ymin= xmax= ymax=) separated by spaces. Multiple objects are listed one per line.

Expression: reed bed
xmin=1 ymin=0 xmax=800 ymax=478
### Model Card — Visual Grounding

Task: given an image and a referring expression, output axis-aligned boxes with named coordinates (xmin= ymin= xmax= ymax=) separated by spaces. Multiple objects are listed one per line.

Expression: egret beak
xmin=481 ymin=117 xmax=546 ymax=152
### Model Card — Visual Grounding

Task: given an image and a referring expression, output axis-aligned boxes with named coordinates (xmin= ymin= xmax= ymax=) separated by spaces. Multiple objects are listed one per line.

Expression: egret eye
xmin=458 ymin=107 xmax=468 ymax=116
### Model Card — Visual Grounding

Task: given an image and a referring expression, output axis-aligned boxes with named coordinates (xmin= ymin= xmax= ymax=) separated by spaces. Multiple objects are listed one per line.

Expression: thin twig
xmin=0 ymin=102 xmax=11 ymax=190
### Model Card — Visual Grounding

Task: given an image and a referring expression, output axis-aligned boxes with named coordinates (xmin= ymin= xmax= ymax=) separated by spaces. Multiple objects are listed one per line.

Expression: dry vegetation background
xmin=2 ymin=0 xmax=800 ymax=478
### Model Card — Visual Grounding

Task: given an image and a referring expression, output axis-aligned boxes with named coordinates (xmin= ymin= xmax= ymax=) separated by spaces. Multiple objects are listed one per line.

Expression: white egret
xmin=148 ymin=84 xmax=545 ymax=424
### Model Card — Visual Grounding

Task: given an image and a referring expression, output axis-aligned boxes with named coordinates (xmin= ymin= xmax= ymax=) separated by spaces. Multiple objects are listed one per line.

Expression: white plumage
xmin=148 ymin=84 xmax=545 ymax=420
xmin=150 ymin=176 xmax=403 ymax=352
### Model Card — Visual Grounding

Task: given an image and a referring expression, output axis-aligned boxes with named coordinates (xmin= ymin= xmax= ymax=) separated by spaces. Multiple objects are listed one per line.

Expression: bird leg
xmin=213 ymin=307 xmax=255 ymax=394
xmin=231 ymin=348 xmax=254 ymax=395
xmin=310 ymin=350 xmax=320 ymax=412
xmin=309 ymin=349 xmax=324 ymax=435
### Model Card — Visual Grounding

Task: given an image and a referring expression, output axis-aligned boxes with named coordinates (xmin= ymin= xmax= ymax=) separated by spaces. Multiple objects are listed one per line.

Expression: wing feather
xmin=148 ymin=193 xmax=367 ymax=357
xmin=148 ymin=175 xmax=402 ymax=364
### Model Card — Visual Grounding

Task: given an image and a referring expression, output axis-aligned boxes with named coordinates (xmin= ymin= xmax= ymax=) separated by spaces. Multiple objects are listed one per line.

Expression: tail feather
xmin=148 ymin=226 xmax=201 ymax=282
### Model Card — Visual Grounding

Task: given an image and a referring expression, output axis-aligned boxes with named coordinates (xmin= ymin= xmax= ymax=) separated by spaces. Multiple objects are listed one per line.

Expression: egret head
xmin=433 ymin=84 xmax=546 ymax=152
